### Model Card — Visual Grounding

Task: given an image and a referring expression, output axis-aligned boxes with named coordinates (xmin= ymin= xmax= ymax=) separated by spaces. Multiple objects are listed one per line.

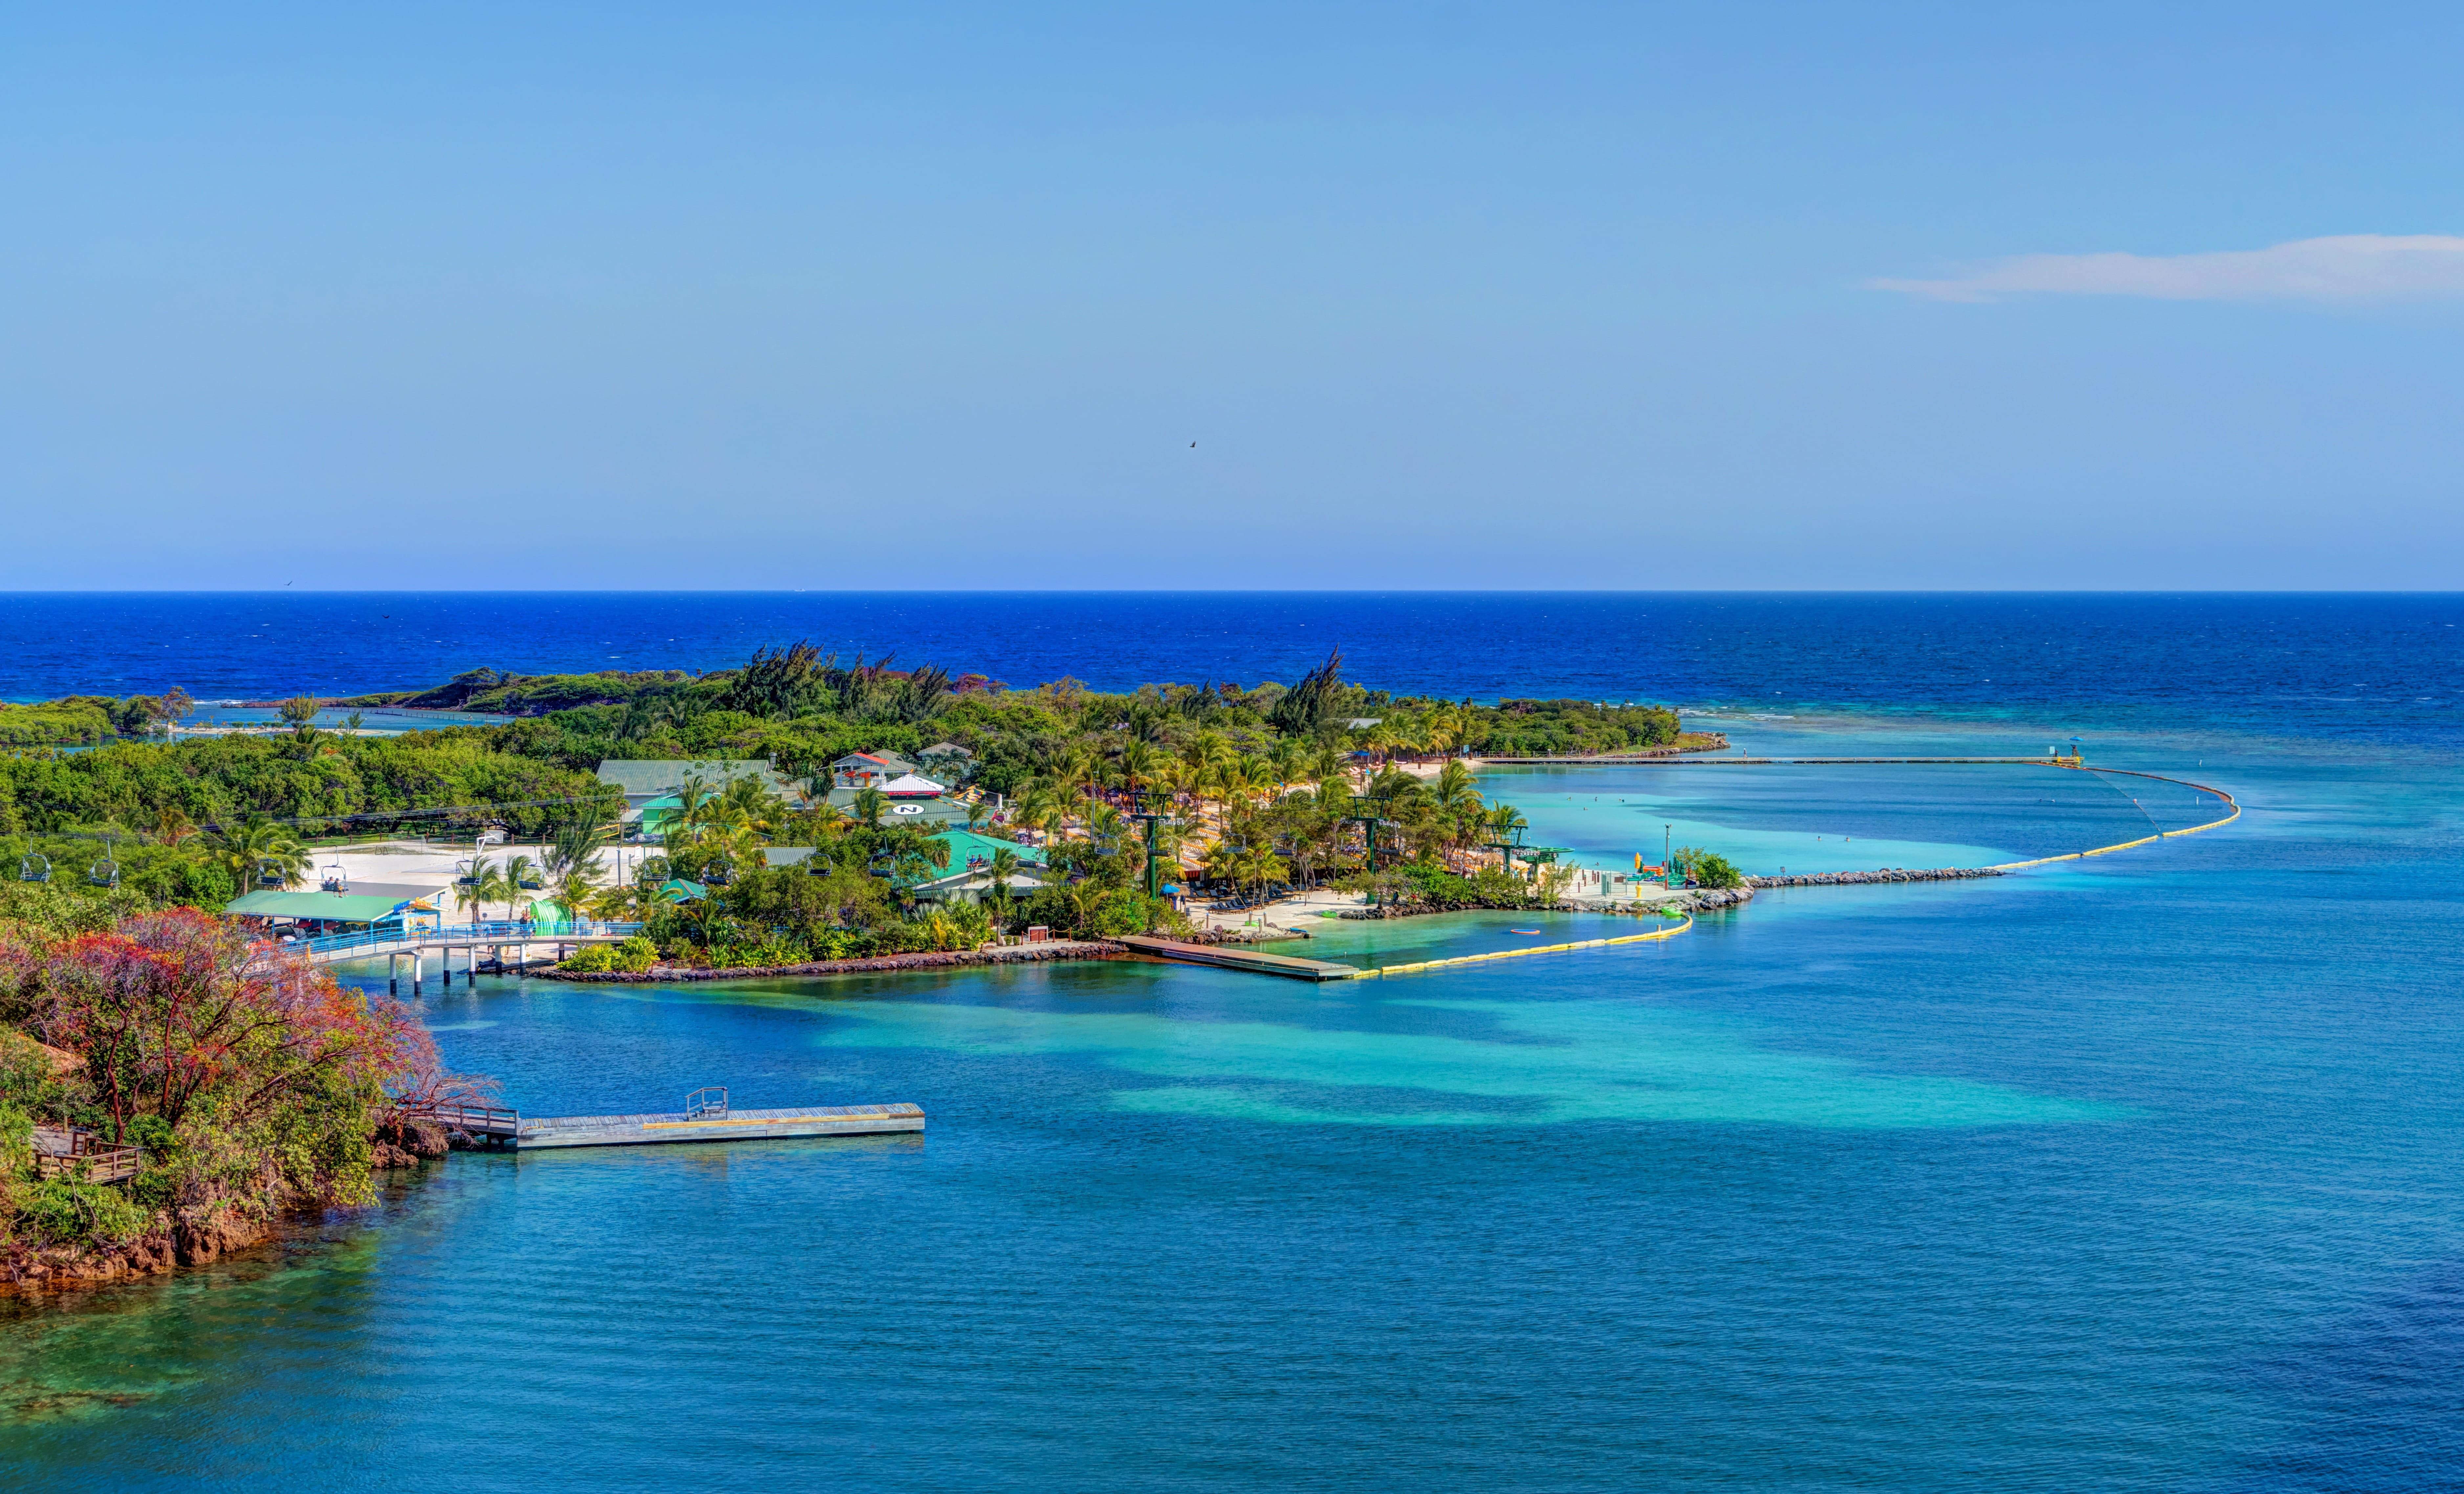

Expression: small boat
xmin=1508 ymin=928 xmax=1542 ymax=935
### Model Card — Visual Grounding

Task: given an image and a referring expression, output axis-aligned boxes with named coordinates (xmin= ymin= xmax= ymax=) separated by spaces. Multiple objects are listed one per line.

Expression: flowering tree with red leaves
xmin=26 ymin=909 xmax=443 ymax=1142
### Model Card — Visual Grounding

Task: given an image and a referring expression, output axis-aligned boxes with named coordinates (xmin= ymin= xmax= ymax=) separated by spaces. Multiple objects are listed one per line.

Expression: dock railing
xmin=404 ymin=1102 xmax=523 ymax=1139
xmin=274 ymin=920 xmax=645 ymax=962
xmin=32 ymin=1125 xmax=145 ymax=1184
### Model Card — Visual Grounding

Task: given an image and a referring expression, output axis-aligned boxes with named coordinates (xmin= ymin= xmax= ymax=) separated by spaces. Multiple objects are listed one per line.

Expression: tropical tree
xmin=987 ymin=846 xmax=1022 ymax=902
xmin=1266 ymin=735 xmax=1308 ymax=790
xmin=1050 ymin=782 xmax=1090 ymax=843
xmin=1013 ymin=783 xmax=1056 ymax=846
xmin=1237 ymin=842 xmax=1290 ymax=901
xmin=672 ymin=772 xmax=717 ymax=838
xmin=153 ymin=804 xmax=199 ymax=848
xmin=503 ymin=853 xmax=540 ymax=899
xmin=210 ymin=812 xmax=310 ymax=894
xmin=851 ymin=786 xmax=887 ymax=828
xmin=1119 ymin=739 xmax=1161 ymax=799
xmin=718 ymin=772 xmax=787 ymax=828
xmin=454 ymin=853 xmax=500 ymax=925
xmin=545 ymin=804 xmax=613 ymax=913
xmin=1484 ymin=803 xmax=1529 ymax=872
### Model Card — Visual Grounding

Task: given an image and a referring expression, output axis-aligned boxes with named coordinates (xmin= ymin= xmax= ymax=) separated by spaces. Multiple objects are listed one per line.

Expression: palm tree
xmin=211 ymin=812 xmax=309 ymax=893
xmin=455 ymin=853 xmax=499 ymax=925
xmin=1014 ymin=784 xmax=1056 ymax=846
xmin=545 ymin=805 xmax=613 ymax=914
xmin=1431 ymin=760 xmax=1484 ymax=865
xmin=1266 ymin=736 xmax=1307 ymax=790
xmin=1052 ymin=784 xmax=1090 ymax=843
xmin=988 ymin=845 xmax=1022 ymax=900
xmin=153 ymin=804 xmax=198 ymax=848
xmin=1119 ymin=739 xmax=1160 ymax=799
xmin=1239 ymin=843 xmax=1289 ymax=901
xmin=504 ymin=853 xmax=541 ymax=897
xmin=1053 ymin=744 xmax=1098 ymax=807
xmin=1434 ymin=759 xmax=1482 ymax=813
xmin=673 ymin=772 xmax=716 ymax=837
xmin=852 ymin=786 xmax=887 ymax=828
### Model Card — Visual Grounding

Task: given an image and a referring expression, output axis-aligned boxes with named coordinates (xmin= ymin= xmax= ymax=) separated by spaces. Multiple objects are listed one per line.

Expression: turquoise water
xmin=6 ymin=707 xmax=2463 ymax=1488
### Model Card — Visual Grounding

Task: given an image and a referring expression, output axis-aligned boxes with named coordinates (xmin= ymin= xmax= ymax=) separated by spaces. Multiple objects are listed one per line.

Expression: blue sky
xmin=5 ymin=3 xmax=2461 ymax=589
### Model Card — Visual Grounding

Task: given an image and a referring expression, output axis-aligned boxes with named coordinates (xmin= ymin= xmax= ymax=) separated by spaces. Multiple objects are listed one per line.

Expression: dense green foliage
xmin=347 ymin=666 xmax=696 ymax=715
xmin=0 ymin=907 xmax=451 ymax=1263
xmin=1673 ymin=847 xmax=1745 ymax=890
xmin=0 ymin=731 xmax=613 ymax=838
xmin=0 ymin=731 xmax=621 ymax=917
xmin=433 ymin=650 xmax=1686 ymax=783
xmin=0 ymin=699 xmax=118 ymax=747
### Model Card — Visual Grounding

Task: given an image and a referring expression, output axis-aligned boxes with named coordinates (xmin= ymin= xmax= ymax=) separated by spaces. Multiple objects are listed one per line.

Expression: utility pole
xmin=1344 ymin=795 xmax=1393 ymax=877
xmin=1664 ymin=824 xmax=1673 ymax=888
xmin=1126 ymin=788 xmax=1172 ymax=898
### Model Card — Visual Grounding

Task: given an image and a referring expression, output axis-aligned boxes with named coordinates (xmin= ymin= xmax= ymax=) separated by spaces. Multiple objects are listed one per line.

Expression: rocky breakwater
xmin=1747 ymin=868 xmax=2005 ymax=888
xmin=545 ymin=940 xmax=1130 ymax=983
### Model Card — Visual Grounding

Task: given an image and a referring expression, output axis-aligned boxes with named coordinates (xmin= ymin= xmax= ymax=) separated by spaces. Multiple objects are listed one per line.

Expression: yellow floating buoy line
xmin=1357 ymin=914 xmax=1693 ymax=978
xmin=1984 ymin=768 xmax=2241 ymax=872
xmin=1339 ymin=761 xmax=2240 ymax=981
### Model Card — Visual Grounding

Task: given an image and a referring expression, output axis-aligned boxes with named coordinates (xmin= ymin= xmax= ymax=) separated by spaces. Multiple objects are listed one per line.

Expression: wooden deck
xmin=1115 ymin=935 xmax=1364 ymax=981
xmin=31 ymin=1125 xmax=143 ymax=1184
xmin=514 ymin=1102 xmax=926 ymax=1149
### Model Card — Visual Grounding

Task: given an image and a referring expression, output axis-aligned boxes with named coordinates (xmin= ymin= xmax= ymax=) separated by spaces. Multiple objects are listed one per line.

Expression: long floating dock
xmin=515 ymin=1102 xmax=925 ymax=1149
xmin=1115 ymin=935 xmax=1364 ymax=981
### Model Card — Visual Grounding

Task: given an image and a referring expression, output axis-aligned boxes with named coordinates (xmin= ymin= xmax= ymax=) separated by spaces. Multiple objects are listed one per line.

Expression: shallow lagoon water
xmin=6 ymin=600 xmax=2464 ymax=1490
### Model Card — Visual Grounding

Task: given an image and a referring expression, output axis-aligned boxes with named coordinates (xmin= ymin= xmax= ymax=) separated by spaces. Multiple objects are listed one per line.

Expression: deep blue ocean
xmin=4 ymin=593 xmax=2462 ymax=1492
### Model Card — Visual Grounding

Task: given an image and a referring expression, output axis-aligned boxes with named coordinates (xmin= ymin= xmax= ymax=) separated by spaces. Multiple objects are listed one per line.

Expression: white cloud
xmin=1872 ymin=234 xmax=2464 ymax=303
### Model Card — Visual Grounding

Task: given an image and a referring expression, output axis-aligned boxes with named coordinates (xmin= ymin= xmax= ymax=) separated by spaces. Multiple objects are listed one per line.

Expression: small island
xmin=0 ymin=644 xmax=1745 ymax=1288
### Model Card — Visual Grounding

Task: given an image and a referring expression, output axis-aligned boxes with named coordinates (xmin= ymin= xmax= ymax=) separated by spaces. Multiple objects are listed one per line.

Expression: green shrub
xmin=1673 ymin=847 xmax=1744 ymax=889
xmin=560 ymin=934 xmax=662 ymax=974
xmin=21 ymin=1178 xmax=148 ymax=1245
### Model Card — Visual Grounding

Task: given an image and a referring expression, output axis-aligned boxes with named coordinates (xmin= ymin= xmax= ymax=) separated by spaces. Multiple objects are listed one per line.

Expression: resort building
xmin=820 ymin=780 xmax=972 ymax=828
xmin=222 ymin=879 xmax=450 ymax=938
xmin=918 ymin=742 xmax=976 ymax=780
xmin=595 ymin=758 xmax=805 ymax=836
xmin=828 ymin=750 xmax=919 ymax=788
xmin=762 ymin=829 xmax=1049 ymax=906
xmin=908 ymin=829 xmax=1051 ymax=906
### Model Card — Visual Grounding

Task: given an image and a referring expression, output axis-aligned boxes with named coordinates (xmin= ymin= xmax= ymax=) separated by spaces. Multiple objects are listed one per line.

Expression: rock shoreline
xmin=540 ymin=939 xmax=1130 ymax=983
xmin=3 ymin=1117 xmax=454 ymax=1298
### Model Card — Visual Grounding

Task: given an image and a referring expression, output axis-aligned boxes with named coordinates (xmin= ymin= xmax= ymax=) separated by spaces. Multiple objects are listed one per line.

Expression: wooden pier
xmin=1115 ymin=935 xmax=1364 ymax=981
xmin=410 ymin=1090 xmax=925 ymax=1150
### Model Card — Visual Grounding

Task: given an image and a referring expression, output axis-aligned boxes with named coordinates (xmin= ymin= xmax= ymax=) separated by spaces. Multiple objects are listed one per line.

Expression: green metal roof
xmin=224 ymin=891 xmax=415 ymax=922
xmin=928 ymin=829 xmax=1045 ymax=870
xmin=595 ymin=758 xmax=799 ymax=799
